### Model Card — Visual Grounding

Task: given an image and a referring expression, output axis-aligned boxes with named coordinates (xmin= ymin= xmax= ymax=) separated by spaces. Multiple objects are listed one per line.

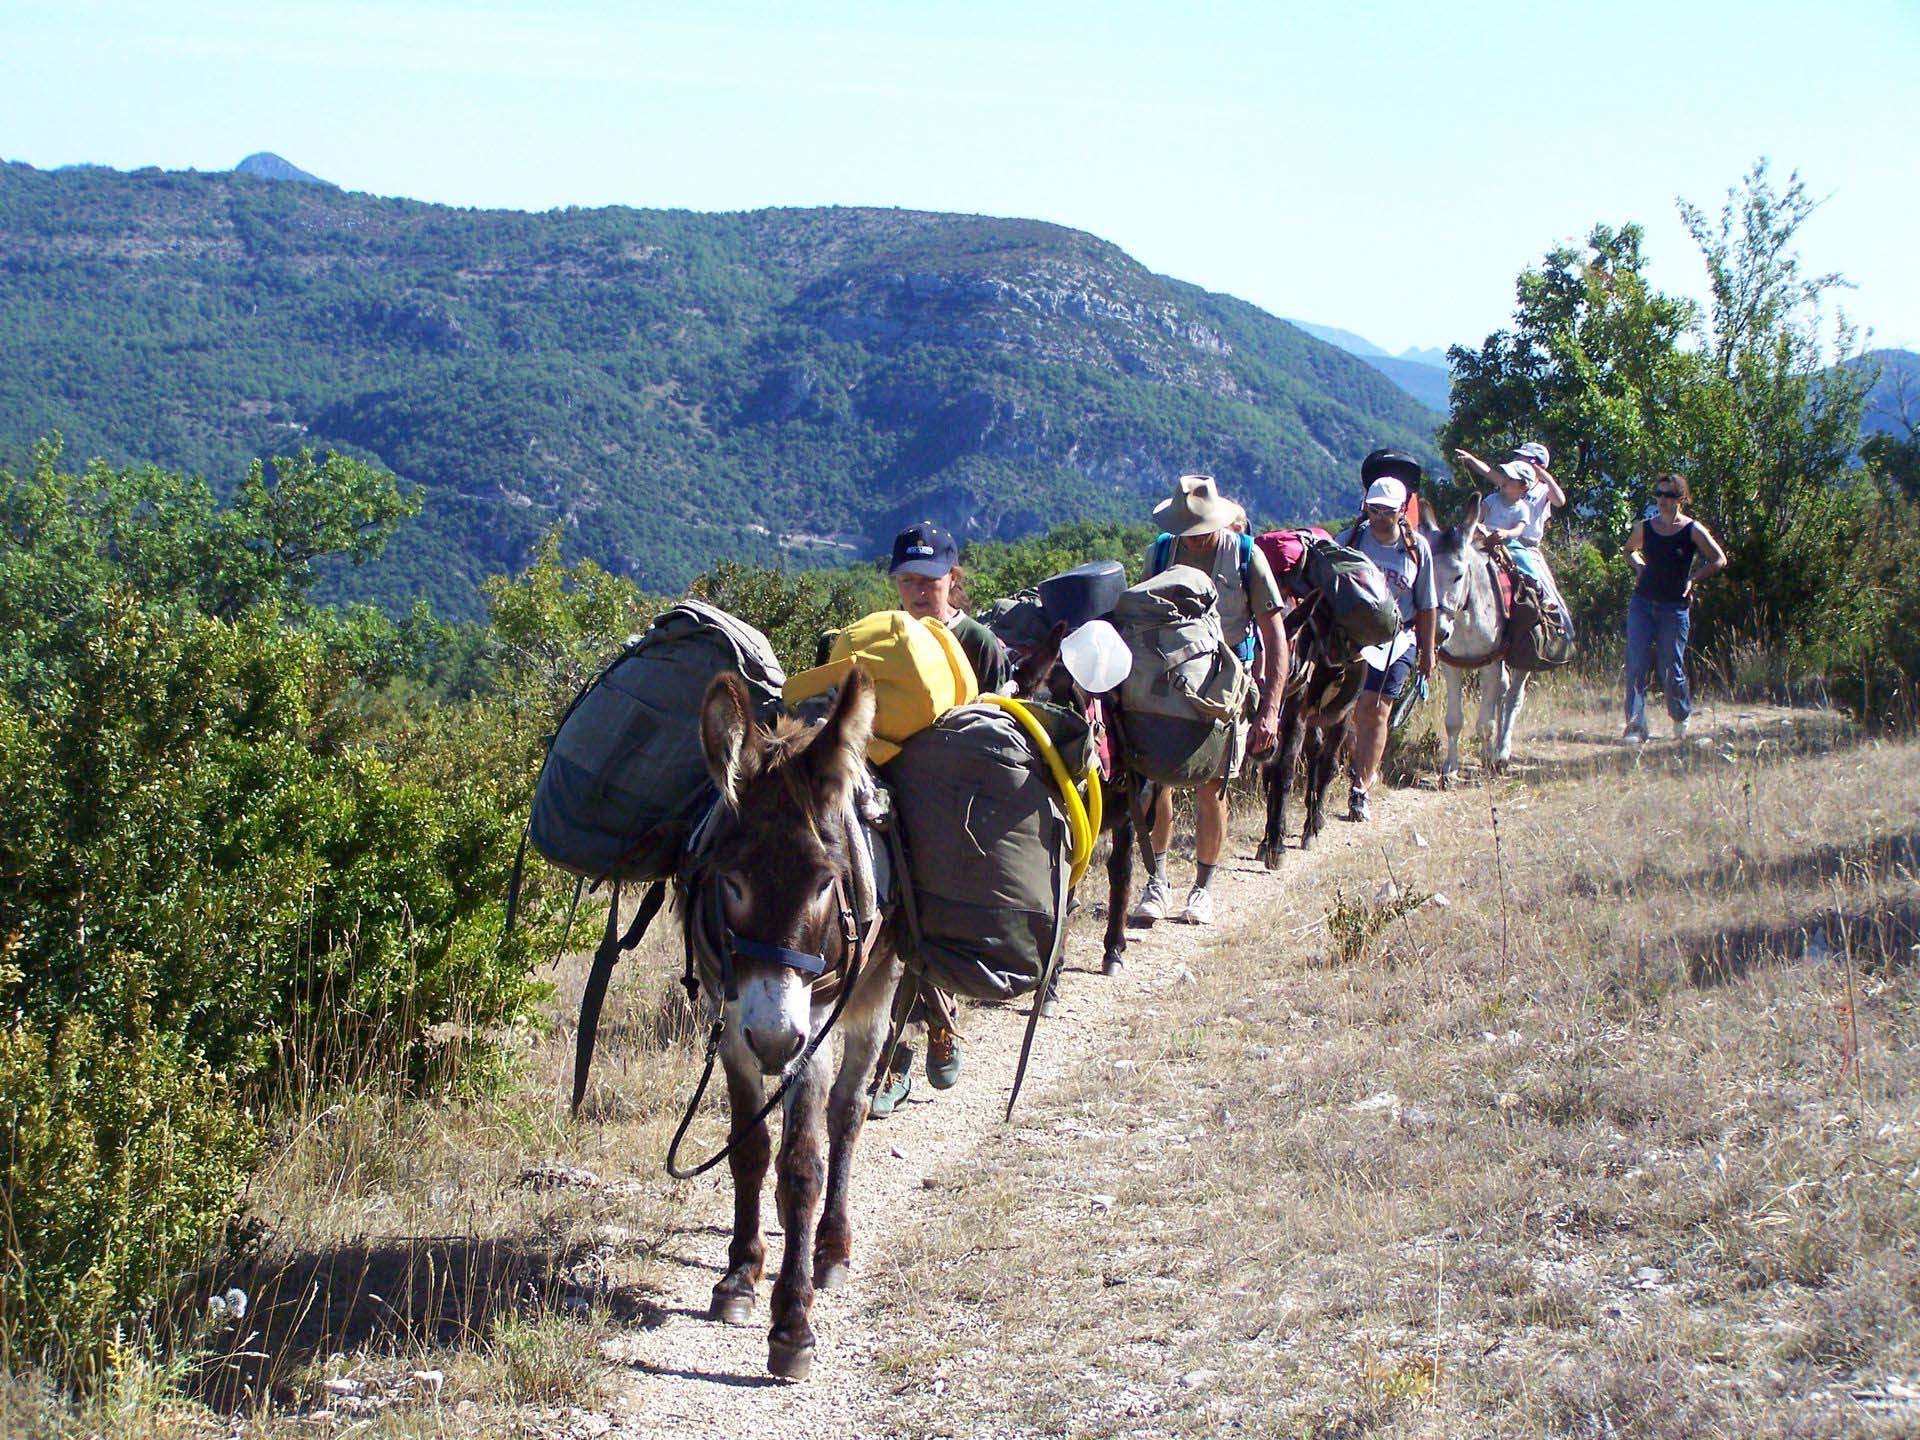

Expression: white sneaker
xmin=1622 ymin=728 xmax=1647 ymax=747
xmin=1673 ymin=718 xmax=1689 ymax=740
xmin=1131 ymin=877 xmax=1169 ymax=924
xmin=1180 ymin=886 xmax=1215 ymax=926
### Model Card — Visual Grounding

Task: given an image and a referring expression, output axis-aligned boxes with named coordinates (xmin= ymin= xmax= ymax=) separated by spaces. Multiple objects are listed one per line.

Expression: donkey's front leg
xmin=1441 ymin=665 xmax=1466 ymax=786
xmin=709 ymin=1058 xmax=768 ymax=1325
xmin=1494 ymin=668 xmax=1528 ymax=767
xmin=1478 ymin=666 xmax=1504 ymax=772
xmin=767 ymin=1056 xmax=829 ymax=1380
xmin=1102 ymin=798 xmax=1136 ymax=974
xmin=813 ymin=975 xmax=894 ymax=1292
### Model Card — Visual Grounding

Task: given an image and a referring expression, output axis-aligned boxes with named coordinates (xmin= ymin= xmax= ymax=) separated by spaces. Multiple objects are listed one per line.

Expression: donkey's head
xmin=1420 ymin=495 xmax=1495 ymax=656
xmin=693 ymin=668 xmax=876 ymax=1075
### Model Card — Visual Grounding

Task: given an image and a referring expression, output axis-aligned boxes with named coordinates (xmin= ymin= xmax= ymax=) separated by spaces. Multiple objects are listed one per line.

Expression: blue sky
xmin=4 ymin=0 xmax=1915 ymax=354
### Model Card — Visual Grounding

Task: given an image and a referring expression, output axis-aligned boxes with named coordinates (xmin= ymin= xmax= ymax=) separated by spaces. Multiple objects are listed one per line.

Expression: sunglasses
xmin=1653 ymin=489 xmax=1681 ymax=499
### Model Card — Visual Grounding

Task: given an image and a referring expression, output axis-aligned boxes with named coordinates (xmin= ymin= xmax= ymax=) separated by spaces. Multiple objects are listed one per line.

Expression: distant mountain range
xmin=1287 ymin=320 xmax=1452 ymax=415
xmin=0 ymin=157 xmax=1441 ymax=620
xmin=1859 ymin=348 xmax=1920 ymax=436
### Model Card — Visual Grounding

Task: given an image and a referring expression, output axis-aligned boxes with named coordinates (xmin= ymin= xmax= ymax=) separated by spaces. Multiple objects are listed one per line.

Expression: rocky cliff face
xmin=0 ymin=162 xmax=1439 ymax=618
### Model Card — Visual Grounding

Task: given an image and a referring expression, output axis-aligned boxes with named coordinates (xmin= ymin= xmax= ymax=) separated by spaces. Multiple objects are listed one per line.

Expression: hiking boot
xmin=1672 ymin=717 xmax=1689 ymax=740
xmin=1180 ymin=886 xmax=1215 ymax=926
xmin=926 ymin=1026 xmax=962 ymax=1090
xmin=1130 ymin=876 xmax=1170 ymax=925
xmin=868 ymin=1045 xmax=913 ymax=1119
xmin=869 ymin=1066 xmax=911 ymax=1118
xmin=1348 ymin=785 xmax=1371 ymax=823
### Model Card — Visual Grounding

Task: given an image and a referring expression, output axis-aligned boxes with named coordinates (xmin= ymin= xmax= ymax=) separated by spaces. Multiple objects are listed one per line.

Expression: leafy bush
xmin=0 ymin=443 xmax=564 ymax=1381
xmin=0 ymin=1016 xmax=257 ymax=1384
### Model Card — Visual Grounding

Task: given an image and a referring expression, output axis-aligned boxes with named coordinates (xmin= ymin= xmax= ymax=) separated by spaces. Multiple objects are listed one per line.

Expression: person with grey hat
xmin=1131 ymin=474 xmax=1288 ymax=928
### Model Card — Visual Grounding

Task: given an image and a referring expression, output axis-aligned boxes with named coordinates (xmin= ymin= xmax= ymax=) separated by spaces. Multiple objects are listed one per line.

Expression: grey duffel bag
xmin=882 ymin=702 xmax=1088 ymax=1002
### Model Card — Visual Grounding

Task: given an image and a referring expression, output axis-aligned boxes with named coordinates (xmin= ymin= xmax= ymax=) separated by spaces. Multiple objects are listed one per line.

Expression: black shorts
xmin=1362 ymin=648 xmax=1416 ymax=701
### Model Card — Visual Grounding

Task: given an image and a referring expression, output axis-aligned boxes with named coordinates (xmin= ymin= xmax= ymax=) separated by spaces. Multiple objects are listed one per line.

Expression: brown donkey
xmin=681 ymin=667 xmax=901 ymax=1380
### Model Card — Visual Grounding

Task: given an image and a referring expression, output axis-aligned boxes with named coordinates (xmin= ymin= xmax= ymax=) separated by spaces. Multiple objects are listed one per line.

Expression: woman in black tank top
xmin=1620 ymin=473 xmax=1728 ymax=742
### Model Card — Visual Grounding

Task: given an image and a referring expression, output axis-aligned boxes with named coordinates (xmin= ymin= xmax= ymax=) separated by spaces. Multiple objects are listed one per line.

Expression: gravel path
xmin=591 ymin=784 xmax=1445 ymax=1438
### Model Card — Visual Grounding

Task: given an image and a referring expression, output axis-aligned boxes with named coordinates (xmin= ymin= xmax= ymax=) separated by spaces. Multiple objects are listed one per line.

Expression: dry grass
xmin=867 ymin=703 xmax=1920 ymax=1438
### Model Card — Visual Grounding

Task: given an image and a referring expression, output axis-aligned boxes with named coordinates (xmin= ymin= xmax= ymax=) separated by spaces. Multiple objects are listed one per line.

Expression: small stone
xmin=1180 ymin=1368 xmax=1216 ymax=1389
xmin=408 ymin=1369 xmax=444 ymax=1393
xmin=1350 ymin=1091 xmax=1399 ymax=1114
xmin=1412 ymin=831 xmax=1430 ymax=848
xmin=1424 ymin=892 xmax=1450 ymax=910
xmin=1374 ymin=880 xmax=1398 ymax=904
xmin=1088 ymin=1193 xmax=1117 ymax=1212
xmin=321 ymin=1378 xmax=361 ymax=1397
xmin=890 ymin=1145 xmax=906 ymax=1159
xmin=1631 ymin=1266 xmax=1668 ymax=1288
xmin=517 ymin=1163 xmax=603 ymax=1192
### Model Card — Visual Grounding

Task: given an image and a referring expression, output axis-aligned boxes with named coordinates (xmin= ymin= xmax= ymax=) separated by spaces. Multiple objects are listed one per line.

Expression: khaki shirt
xmin=1161 ymin=533 xmax=1284 ymax=653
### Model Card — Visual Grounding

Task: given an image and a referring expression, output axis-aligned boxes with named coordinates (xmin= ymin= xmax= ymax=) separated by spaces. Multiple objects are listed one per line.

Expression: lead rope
xmin=665 ymin=880 xmax=874 ymax=1180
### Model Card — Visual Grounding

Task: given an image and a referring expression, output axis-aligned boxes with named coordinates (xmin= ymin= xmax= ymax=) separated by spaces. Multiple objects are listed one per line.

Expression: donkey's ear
xmin=809 ymin=665 xmax=875 ymax=810
xmin=1458 ymin=494 xmax=1483 ymax=538
xmin=700 ymin=672 xmax=755 ymax=807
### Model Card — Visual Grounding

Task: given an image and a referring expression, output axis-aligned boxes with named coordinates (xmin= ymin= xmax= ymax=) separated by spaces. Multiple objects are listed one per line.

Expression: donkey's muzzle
xmin=742 ymin=1022 xmax=807 ymax=1074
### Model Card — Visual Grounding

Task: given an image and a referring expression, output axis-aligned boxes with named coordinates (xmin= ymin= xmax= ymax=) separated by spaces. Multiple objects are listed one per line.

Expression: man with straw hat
xmin=1132 ymin=473 xmax=1288 ymax=928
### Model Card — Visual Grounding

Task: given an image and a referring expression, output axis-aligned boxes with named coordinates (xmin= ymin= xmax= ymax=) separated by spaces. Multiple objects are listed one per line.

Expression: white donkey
xmin=1420 ymin=497 xmax=1535 ymax=782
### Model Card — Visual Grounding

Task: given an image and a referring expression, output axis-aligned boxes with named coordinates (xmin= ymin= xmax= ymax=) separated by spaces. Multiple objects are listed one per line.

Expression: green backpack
xmin=529 ymin=600 xmax=786 ymax=884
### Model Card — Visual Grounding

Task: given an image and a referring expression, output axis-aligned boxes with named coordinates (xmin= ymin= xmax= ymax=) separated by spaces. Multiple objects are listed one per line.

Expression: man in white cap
xmin=1341 ymin=473 xmax=1437 ymax=822
xmin=1131 ymin=474 xmax=1288 ymax=927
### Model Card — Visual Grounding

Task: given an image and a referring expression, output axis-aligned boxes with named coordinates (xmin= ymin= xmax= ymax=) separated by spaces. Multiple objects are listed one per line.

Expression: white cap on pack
xmin=1364 ymin=476 xmax=1408 ymax=510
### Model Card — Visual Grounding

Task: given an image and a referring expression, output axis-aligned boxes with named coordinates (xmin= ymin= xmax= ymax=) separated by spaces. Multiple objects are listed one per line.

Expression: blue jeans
xmin=1624 ymin=593 xmax=1691 ymax=734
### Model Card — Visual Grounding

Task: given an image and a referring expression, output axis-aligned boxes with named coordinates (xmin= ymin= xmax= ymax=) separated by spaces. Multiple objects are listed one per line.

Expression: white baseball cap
xmin=1364 ymin=476 xmax=1408 ymax=510
xmin=1515 ymin=441 xmax=1550 ymax=467
xmin=1498 ymin=460 xmax=1537 ymax=485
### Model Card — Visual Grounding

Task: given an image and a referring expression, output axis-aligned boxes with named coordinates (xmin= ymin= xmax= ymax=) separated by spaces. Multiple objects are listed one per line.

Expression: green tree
xmin=1443 ymin=162 xmax=1879 ymax=674
xmin=1441 ymin=224 xmax=1696 ymax=538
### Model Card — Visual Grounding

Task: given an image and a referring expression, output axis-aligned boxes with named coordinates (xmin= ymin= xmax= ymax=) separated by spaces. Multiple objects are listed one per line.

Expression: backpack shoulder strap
xmin=1148 ymin=532 xmax=1173 ymax=578
xmin=1237 ymin=532 xmax=1253 ymax=595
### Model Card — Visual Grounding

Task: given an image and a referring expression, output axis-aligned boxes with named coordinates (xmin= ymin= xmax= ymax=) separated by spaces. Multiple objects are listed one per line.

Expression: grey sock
xmin=1194 ymin=862 xmax=1216 ymax=891
xmin=1150 ymin=853 xmax=1168 ymax=885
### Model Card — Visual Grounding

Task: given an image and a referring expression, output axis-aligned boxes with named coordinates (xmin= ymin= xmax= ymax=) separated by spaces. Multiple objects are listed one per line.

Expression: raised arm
xmin=1532 ymin=465 xmax=1567 ymax=509
xmin=1453 ymin=448 xmax=1493 ymax=482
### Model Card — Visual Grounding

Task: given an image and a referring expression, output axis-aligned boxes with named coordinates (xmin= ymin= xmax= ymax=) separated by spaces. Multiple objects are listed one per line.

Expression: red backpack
xmin=1255 ymin=527 xmax=1332 ymax=599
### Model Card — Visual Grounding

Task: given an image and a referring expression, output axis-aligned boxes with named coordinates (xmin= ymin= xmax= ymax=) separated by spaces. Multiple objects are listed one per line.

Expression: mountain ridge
xmin=0 ymin=161 xmax=1441 ymax=619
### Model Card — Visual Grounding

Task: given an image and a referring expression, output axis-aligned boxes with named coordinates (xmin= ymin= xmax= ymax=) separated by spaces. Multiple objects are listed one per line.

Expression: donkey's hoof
xmin=709 ymin=1291 xmax=755 ymax=1326
xmin=1101 ymin=952 xmax=1125 ymax=977
xmin=816 ymin=1261 xmax=851 ymax=1291
xmin=1039 ymin=992 xmax=1060 ymax=1018
xmin=1262 ymin=844 xmax=1282 ymax=871
xmin=768 ymin=1338 xmax=816 ymax=1381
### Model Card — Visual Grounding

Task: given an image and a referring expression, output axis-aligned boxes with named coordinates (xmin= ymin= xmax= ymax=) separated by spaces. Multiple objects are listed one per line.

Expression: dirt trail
xmin=593 ymin=780 xmax=1450 ymax=1439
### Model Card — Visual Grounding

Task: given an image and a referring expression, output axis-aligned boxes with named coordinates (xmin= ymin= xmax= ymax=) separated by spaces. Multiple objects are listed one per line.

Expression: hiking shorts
xmin=1363 ymin=647 xmax=1416 ymax=702
xmin=1220 ymin=710 xmax=1251 ymax=782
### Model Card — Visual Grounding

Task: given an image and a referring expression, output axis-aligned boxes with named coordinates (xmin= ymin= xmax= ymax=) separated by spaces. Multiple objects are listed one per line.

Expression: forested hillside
xmin=0 ymin=161 xmax=1438 ymax=619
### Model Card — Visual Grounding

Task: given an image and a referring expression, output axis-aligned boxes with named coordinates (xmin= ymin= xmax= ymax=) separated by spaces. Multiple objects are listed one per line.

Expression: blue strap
xmin=729 ymin=934 xmax=829 ymax=976
xmin=1148 ymin=532 xmax=1172 ymax=578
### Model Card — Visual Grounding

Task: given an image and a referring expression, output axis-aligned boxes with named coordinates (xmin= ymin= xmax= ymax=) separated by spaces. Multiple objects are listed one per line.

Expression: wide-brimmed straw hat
xmin=1153 ymin=473 xmax=1238 ymax=537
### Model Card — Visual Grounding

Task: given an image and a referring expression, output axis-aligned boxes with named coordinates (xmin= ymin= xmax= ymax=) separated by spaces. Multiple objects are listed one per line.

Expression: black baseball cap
xmin=1361 ymin=447 xmax=1425 ymax=486
xmin=888 ymin=522 xmax=957 ymax=578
